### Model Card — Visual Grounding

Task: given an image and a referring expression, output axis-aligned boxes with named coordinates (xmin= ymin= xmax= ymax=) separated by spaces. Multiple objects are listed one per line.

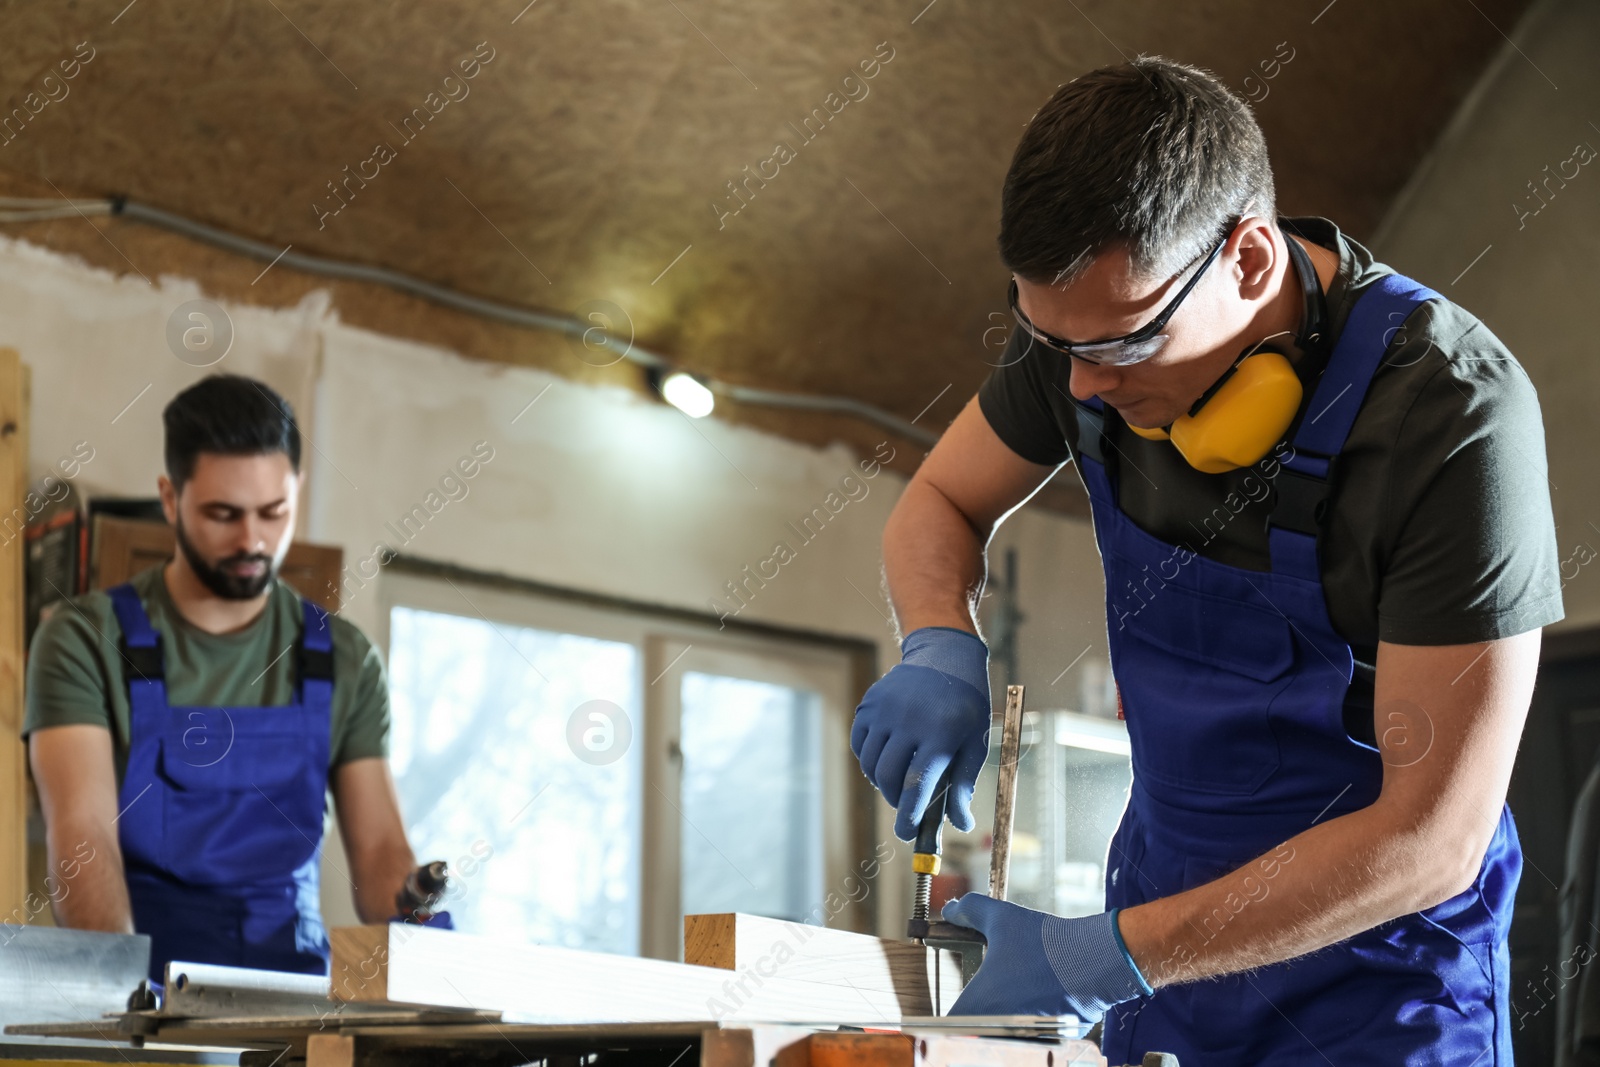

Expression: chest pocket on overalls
xmin=156 ymin=714 xmax=324 ymax=885
xmin=1113 ymin=577 xmax=1296 ymax=797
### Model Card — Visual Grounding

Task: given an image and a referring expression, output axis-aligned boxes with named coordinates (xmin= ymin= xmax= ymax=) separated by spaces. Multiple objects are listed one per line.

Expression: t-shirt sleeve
xmin=23 ymin=602 xmax=115 ymax=738
xmin=1375 ymin=343 xmax=1564 ymax=645
xmin=333 ymin=623 xmax=391 ymax=766
xmin=976 ymin=329 xmax=1074 ymax=467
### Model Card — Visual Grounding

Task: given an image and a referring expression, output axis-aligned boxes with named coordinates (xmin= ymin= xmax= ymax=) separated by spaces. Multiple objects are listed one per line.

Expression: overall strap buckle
xmin=1072 ymin=401 xmax=1107 ymax=466
xmin=298 ymin=600 xmax=335 ymax=685
xmin=299 ymin=645 xmax=335 ymax=683
xmin=1268 ymin=458 xmax=1335 ymax=537
xmin=120 ymin=640 xmax=165 ymax=681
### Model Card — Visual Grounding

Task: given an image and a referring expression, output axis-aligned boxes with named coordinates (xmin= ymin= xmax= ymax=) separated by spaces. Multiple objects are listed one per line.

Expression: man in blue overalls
xmin=26 ymin=375 xmax=435 ymax=980
xmin=853 ymin=58 xmax=1561 ymax=1062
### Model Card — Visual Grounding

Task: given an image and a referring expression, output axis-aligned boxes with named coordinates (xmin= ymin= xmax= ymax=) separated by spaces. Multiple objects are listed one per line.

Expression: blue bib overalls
xmin=108 ymin=583 xmax=334 ymax=981
xmin=1078 ymin=273 xmax=1519 ymax=1063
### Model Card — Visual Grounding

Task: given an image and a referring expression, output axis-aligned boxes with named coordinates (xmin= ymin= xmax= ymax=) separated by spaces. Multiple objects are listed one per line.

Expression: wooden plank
xmin=0 ymin=348 xmax=25 ymax=922
xmin=306 ymin=1034 xmax=356 ymax=1067
xmin=330 ymin=925 xmax=935 ymax=1024
xmin=684 ymin=913 xmax=963 ymax=1012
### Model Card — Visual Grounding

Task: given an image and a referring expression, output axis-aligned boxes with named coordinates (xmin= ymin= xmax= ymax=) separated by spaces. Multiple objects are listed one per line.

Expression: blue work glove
xmin=851 ymin=626 xmax=990 ymax=840
xmin=390 ymin=910 xmax=455 ymax=930
xmin=943 ymin=894 xmax=1152 ymax=1021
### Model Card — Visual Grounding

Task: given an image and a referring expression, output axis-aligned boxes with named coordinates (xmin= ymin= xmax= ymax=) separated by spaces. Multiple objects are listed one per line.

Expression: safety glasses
xmin=1008 ymin=228 xmax=1231 ymax=367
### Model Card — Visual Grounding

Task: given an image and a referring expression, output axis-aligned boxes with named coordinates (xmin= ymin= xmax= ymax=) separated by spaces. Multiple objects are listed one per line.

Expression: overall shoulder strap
xmin=1069 ymin=393 xmax=1124 ymax=508
xmin=1267 ymin=271 xmax=1442 ymax=580
xmin=107 ymin=582 xmax=164 ymax=682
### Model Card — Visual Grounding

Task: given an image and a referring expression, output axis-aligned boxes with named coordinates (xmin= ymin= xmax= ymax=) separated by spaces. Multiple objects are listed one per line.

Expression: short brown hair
xmin=999 ymin=56 xmax=1275 ymax=288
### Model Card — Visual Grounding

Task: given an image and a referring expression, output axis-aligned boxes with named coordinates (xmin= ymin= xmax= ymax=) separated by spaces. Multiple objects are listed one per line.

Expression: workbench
xmin=2 ymin=917 xmax=1130 ymax=1067
xmin=9 ymin=1014 xmax=1111 ymax=1067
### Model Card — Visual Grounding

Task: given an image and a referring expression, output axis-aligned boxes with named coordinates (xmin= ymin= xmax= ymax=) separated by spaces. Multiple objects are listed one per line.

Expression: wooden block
xmin=684 ymin=913 xmax=964 ymax=1012
xmin=701 ymin=1026 xmax=818 ymax=1067
xmin=914 ymin=1034 xmax=1106 ymax=1067
xmin=765 ymin=1033 xmax=1106 ymax=1067
xmin=306 ymin=1034 xmax=355 ymax=1067
xmin=775 ymin=1033 xmax=913 ymax=1067
xmin=330 ymin=925 xmax=935 ymax=1024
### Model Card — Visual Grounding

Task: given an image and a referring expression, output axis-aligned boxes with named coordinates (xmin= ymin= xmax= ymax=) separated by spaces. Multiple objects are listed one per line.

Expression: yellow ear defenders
xmin=1125 ymin=229 xmax=1328 ymax=475
xmin=1125 ymin=336 xmax=1303 ymax=474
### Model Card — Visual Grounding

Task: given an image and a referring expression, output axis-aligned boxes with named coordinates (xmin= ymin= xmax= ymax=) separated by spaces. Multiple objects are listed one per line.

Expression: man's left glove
xmin=942 ymin=894 xmax=1152 ymax=1021
xmin=389 ymin=910 xmax=454 ymax=929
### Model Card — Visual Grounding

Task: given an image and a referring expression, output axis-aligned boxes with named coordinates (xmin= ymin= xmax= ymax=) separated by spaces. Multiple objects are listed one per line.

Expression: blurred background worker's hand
xmin=850 ymin=626 xmax=991 ymax=840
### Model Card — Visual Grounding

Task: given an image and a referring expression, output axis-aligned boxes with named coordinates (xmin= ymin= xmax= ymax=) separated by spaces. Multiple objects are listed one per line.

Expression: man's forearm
xmin=47 ymin=824 xmax=133 ymax=934
xmin=350 ymin=842 xmax=417 ymax=923
xmin=1117 ymin=801 xmax=1474 ymax=988
xmin=882 ymin=479 xmax=989 ymax=637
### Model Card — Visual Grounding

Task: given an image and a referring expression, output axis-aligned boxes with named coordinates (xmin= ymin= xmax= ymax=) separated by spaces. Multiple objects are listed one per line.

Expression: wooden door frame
xmin=0 ymin=350 xmax=25 ymax=921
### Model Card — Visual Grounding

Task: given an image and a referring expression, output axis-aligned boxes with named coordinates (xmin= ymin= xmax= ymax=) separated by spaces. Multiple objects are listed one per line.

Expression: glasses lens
xmin=1079 ymin=334 xmax=1169 ymax=366
xmin=1019 ymin=324 xmax=1168 ymax=366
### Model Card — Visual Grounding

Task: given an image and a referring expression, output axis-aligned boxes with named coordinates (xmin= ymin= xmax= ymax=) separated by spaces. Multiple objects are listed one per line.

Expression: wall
xmin=1370 ymin=0 xmax=1600 ymax=632
xmin=0 ymin=233 xmax=1111 ymax=937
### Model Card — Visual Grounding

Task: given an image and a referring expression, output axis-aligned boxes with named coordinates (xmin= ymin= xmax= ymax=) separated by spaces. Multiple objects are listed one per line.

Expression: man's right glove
xmin=942 ymin=894 xmax=1153 ymax=1021
xmin=850 ymin=625 xmax=991 ymax=841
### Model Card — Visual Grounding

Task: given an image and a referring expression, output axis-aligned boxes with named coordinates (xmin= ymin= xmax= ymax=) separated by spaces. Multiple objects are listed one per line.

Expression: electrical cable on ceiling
xmin=0 ymin=195 xmax=940 ymax=449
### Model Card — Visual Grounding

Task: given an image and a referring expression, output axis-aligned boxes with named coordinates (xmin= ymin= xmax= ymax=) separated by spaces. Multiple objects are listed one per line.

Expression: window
xmin=386 ymin=606 xmax=641 ymax=954
xmin=379 ymin=567 xmax=870 ymax=958
xmin=678 ymin=671 xmax=823 ymax=921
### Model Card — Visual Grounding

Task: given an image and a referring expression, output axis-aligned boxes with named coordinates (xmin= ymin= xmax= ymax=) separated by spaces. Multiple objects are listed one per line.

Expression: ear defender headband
xmin=1126 ymin=229 xmax=1329 ymax=474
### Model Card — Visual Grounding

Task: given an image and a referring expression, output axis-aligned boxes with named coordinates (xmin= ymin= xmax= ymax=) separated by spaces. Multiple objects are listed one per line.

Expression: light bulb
xmin=660 ymin=371 xmax=714 ymax=418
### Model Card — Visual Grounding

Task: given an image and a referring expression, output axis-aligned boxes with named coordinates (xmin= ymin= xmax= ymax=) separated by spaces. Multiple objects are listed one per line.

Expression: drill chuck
xmin=396 ymin=860 xmax=450 ymax=918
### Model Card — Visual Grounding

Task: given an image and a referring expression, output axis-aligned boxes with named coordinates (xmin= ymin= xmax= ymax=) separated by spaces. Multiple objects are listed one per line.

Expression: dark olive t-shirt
xmin=23 ymin=564 xmax=390 ymax=782
xmin=978 ymin=215 xmax=1563 ymax=663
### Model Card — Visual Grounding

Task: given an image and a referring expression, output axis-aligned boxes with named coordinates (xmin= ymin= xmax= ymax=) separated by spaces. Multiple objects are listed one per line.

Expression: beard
xmin=174 ymin=517 xmax=278 ymax=600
